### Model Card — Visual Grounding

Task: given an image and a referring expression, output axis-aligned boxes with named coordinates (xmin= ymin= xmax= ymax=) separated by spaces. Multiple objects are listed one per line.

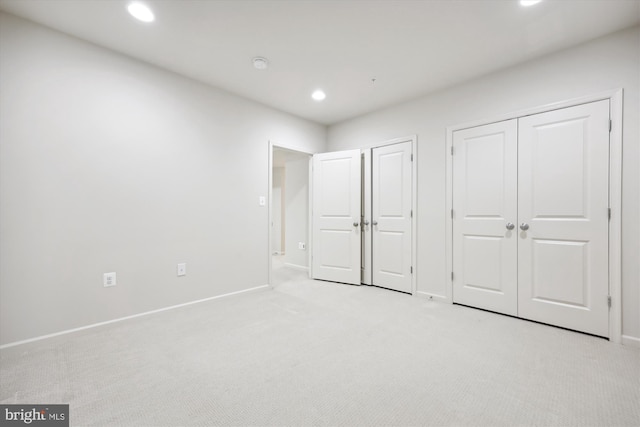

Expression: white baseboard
xmin=0 ymin=284 xmax=270 ymax=350
xmin=621 ymin=335 xmax=640 ymax=348
xmin=283 ymin=262 xmax=309 ymax=271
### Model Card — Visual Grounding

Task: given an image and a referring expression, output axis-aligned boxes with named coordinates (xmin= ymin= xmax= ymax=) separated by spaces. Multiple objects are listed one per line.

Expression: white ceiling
xmin=1 ymin=0 xmax=638 ymax=125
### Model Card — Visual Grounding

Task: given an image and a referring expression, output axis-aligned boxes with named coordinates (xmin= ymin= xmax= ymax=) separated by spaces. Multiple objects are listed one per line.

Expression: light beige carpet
xmin=1 ymin=263 xmax=639 ymax=426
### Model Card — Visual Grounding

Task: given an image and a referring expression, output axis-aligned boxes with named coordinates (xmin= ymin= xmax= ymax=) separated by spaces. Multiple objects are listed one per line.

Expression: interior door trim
xmin=445 ymin=89 xmax=623 ymax=344
xmin=267 ymin=141 xmax=314 ymax=287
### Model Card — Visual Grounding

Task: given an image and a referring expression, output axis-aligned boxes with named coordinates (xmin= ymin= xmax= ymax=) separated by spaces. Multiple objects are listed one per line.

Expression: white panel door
xmin=372 ymin=141 xmax=412 ymax=293
xmin=452 ymin=120 xmax=518 ymax=315
xmin=361 ymin=150 xmax=372 ymax=285
xmin=518 ymin=100 xmax=610 ymax=337
xmin=312 ymin=149 xmax=362 ymax=285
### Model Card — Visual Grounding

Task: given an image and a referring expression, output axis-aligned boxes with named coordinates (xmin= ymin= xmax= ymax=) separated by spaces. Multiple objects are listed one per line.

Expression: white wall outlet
xmin=177 ymin=263 xmax=186 ymax=277
xmin=103 ymin=272 xmax=116 ymax=287
xmin=298 ymin=242 xmax=306 ymax=250
xmin=259 ymin=196 xmax=266 ymax=206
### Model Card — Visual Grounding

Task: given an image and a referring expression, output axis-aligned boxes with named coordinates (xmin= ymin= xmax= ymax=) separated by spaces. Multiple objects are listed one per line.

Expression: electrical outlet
xmin=177 ymin=263 xmax=186 ymax=277
xmin=103 ymin=272 xmax=116 ymax=287
xmin=298 ymin=242 xmax=306 ymax=250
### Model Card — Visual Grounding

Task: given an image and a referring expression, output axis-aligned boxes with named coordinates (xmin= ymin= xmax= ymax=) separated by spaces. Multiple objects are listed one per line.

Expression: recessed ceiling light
xmin=252 ymin=57 xmax=269 ymax=70
xmin=520 ymin=0 xmax=542 ymax=6
xmin=311 ymin=90 xmax=326 ymax=101
xmin=127 ymin=2 xmax=155 ymax=22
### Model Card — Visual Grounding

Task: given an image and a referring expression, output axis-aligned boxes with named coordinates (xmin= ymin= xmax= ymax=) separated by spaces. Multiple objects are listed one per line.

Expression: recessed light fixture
xmin=127 ymin=2 xmax=155 ymax=22
xmin=252 ymin=57 xmax=269 ymax=70
xmin=520 ymin=0 xmax=542 ymax=6
xmin=311 ymin=90 xmax=326 ymax=101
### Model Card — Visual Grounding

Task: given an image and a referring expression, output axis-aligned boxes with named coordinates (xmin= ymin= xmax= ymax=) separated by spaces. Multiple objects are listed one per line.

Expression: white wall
xmin=2 ymin=12 xmax=638 ymax=347
xmin=284 ymin=156 xmax=310 ymax=269
xmin=0 ymin=13 xmax=326 ymax=346
xmin=328 ymin=26 xmax=640 ymax=342
xmin=272 ymin=167 xmax=285 ymax=254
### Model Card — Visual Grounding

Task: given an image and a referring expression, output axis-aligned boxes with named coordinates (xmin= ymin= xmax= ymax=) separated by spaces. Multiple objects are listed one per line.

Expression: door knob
xmin=372 ymin=220 xmax=378 ymax=226
xmin=353 ymin=222 xmax=359 ymax=227
xmin=506 ymin=223 xmax=515 ymax=230
xmin=364 ymin=220 xmax=370 ymax=226
xmin=520 ymin=223 xmax=530 ymax=231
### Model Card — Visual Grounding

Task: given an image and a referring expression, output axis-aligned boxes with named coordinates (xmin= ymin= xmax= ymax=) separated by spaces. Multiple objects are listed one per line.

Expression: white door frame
xmin=267 ymin=141 xmax=313 ymax=287
xmin=445 ymin=89 xmax=623 ymax=343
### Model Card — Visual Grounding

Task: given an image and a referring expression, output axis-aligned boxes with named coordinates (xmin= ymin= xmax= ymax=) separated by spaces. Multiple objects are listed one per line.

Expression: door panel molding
xmin=445 ymin=89 xmax=623 ymax=343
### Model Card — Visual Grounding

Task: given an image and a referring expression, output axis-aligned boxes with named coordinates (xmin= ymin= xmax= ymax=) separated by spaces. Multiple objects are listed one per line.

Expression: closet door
xmin=372 ymin=141 xmax=412 ymax=293
xmin=311 ymin=150 xmax=362 ymax=285
xmin=452 ymin=120 xmax=518 ymax=315
xmin=361 ymin=150 xmax=373 ymax=285
xmin=518 ymin=100 xmax=610 ymax=337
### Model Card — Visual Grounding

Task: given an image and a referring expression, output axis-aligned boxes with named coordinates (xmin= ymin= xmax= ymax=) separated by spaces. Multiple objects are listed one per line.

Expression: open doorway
xmin=269 ymin=144 xmax=312 ymax=287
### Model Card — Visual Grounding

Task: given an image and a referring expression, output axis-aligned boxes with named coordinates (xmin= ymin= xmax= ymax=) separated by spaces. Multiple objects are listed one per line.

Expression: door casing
xmin=445 ymin=89 xmax=624 ymax=343
xmin=267 ymin=142 xmax=313 ymax=287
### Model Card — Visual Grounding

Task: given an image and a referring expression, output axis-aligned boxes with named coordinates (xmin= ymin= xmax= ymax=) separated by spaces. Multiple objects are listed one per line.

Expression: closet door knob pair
xmin=506 ymin=222 xmax=529 ymax=231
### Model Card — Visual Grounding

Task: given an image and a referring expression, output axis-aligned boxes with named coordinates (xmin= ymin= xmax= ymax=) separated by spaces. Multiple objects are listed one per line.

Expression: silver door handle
xmin=520 ymin=223 xmax=530 ymax=231
xmin=506 ymin=223 xmax=515 ymax=230
xmin=364 ymin=220 xmax=370 ymax=226
xmin=353 ymin=222 xmax=359 ymax=227
xmin=372 ymin=220 xmax=378 ymax=226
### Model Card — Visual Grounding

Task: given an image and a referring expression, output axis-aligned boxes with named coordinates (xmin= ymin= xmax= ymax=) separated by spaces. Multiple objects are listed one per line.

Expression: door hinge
xmin=450 ymin=209 xmax=454 ymax=219
xmin=410 ymin=266 xmax=413 ymax=274
xmin=411 ymin=210 xmax=413 ymax=218
xmin=609 ymin=119 xmax=612 ymax=132
xmin=607 ymin=295 xmax=612 ymax=308
xmin=450 ymin=146 xmax=454 ymax=155
xmin=608 ymin=208 xmax=611 ymax=220
xmin=411 ymin=153 xmax=414 ymax=161
xmin=451 ymin=272 xmax=454 ymax=281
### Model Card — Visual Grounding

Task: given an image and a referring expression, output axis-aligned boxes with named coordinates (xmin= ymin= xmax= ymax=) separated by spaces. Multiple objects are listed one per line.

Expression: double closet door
xmin=452 ymin=100 xmax=610 ymax=337
xmin=312 ymin=141 xmax=413 ymax=294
